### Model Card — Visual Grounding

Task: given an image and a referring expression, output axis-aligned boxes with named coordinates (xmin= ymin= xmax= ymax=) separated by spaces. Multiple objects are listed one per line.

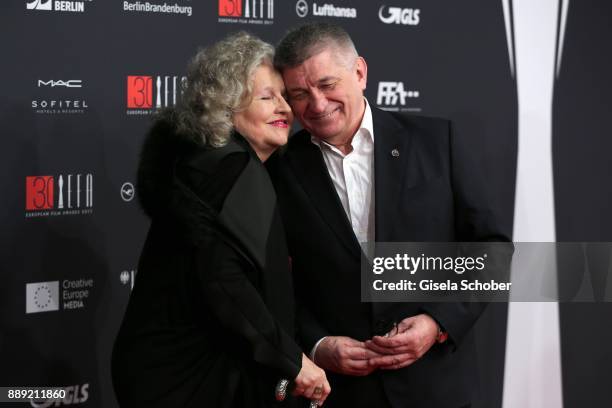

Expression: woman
xmin=112 ymin=32 xmax=330 ymax=407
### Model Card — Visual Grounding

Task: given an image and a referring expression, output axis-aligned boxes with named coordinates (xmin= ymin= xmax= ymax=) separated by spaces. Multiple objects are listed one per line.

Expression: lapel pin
xmin=391 ymin=148 xmax=400 ymax=157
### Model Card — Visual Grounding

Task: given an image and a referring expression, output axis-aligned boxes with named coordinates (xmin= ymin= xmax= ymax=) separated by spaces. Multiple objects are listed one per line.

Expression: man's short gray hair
xmin=174 ymin=32 xmax=274 ymax=147
xmin=274 ymin=22 xmax=358 ymax=70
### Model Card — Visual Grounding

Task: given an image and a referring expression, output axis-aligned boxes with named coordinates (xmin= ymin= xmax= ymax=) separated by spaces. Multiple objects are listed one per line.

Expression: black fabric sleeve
xmin=177 ymin=152 xmax=302 ymax=380
xmin=295 ymin=303 xmax=330 ymax=353
xmin=424 ymin=120 xmax=512 ymax=348
xmin=195 ymin=239 xmax=302 ymax=380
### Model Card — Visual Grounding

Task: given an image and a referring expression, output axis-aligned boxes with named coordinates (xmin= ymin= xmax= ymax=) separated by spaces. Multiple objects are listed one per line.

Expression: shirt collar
xmin=310 ymin=98 xmax=374 ymax=151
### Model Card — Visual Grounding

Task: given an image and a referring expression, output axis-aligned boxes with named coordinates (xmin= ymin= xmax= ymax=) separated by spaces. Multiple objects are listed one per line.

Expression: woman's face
xmin=233 ymin=63 xmax=293 ymax=161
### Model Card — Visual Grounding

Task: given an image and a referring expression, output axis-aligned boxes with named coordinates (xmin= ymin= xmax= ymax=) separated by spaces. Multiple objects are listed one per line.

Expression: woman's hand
xmin=292 ymin=353 xmax=331 ymax=406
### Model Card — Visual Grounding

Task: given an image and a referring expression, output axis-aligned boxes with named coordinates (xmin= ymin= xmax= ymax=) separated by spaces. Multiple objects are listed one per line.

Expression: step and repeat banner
xmin=1 ymin=1 xmax=610 ymax=407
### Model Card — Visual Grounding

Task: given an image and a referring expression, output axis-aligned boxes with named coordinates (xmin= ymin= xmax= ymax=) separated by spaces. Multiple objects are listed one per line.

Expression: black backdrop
xmin=1 ymin=1 xmax=610 ymax=407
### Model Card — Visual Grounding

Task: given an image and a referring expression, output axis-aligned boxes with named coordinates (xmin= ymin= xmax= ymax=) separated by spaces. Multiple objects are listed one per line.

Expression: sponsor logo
xmin=295 ymin=1 xmax=357 ymax=18
xmin=120 ymin=270 xmax=136 ymax=290
xmin=26 ymin=281 xmax=60 ymax=314
xmin=30 ymin=383 xmax=90 ymax=407
xmin=120 ymin=182 xmax=135 ymax=202
xmin=26 ymin=0 xmax=93 ymax=13
xmin=123 ymin=1 xmax=193 ymax=17
xmin=38 ymin=80 xmax=82 ymax=88
xmin=32 ymin=79 xmax=88 ymax=115
xmin=126 ymin=75 xmax=186 ymax=115
xmin=25 ymin=174 xmax=94 ymax=217
xmin=378 ymin=6 xmax=420 ymax=25
xmin=376 ymin=81 xmax=421 ymax=112
xmin=295 ymin=0 xmax=307 ymax=17
xmin=218 ymin=0 xmax=274 ymax=24
xmin=27 ymin=0 xmax=52 ymax=10
xmin=26 ymin=279 xmax=95 ymax=313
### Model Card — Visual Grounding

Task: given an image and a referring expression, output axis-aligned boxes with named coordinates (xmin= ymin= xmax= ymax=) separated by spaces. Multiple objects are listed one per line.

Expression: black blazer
xmin=268 ymin=108 xmax=511 ymax=408
xmin=112 ymin=114 xmax=302 ymax=408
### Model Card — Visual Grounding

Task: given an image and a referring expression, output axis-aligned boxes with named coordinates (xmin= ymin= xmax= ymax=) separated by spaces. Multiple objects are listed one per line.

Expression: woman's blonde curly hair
xmin=175 ymin=32 xmax=275 ymax=147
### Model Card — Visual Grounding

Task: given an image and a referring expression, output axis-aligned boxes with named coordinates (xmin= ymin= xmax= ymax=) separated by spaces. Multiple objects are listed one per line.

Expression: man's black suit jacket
xmin=269 ymin=108 xmax=511 ymax=408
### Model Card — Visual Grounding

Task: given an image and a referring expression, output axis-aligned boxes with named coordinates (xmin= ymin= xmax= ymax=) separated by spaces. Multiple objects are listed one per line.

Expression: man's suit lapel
xmin=287 ymin=136 xmax=362 ymax=259
xmin=373 ymin=108 xmax=422 ymax=242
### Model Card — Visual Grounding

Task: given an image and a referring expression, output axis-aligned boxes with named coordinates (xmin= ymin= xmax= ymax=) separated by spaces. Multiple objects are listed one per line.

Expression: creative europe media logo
xmin=26 ymin=279 xmax=94 ymax=313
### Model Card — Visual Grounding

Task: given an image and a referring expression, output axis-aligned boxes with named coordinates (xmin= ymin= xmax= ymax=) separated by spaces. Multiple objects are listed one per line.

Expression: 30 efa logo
xmin=25 ymin=174 xmax=93 ymax=217
xmin=218 ymin=0 xmax=274 ymax=23
xmin=126 ymin=75 xmax=186 ymax=114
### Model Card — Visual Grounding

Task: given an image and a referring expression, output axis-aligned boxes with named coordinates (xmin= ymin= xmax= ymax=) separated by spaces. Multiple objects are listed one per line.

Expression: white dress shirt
xmin=308 ymin=98 xmax=376 ymax=361
xmin=310 ymin=98 xmax=375 ymax=244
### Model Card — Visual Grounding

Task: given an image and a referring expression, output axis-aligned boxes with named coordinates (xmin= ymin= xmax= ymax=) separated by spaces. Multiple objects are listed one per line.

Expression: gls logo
xmin=38 ymin=80 xmax=82 ymax=88
xmin=378 ymin=6 xmax=420 ymax=26
xmin=377 ymin=82 xmax=419 ymax=106
xmin=27 ymin=0 xmax=52 ymax=10
xmin=30 ymin=384 xmax=90 ymax=407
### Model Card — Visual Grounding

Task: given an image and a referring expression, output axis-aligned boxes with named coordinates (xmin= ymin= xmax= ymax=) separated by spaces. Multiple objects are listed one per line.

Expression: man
xmin=269 ymin=23 xmax=510 ymax=408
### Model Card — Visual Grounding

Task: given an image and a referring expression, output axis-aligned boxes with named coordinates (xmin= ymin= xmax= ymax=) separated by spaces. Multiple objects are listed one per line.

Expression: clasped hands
xmin=314 ymin=314 xmax=441 ymax=375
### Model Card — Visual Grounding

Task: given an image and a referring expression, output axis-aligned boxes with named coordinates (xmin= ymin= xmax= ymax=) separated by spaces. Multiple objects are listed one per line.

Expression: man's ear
xmin=355 ymin=56 xmax=368 ymax=90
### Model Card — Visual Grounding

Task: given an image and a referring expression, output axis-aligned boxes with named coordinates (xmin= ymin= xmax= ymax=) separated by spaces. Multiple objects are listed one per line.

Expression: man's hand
xmin=314 ymin=336 xmax=382 ymax=376
xmin=365 ymin=314 xmax=439 ymax=370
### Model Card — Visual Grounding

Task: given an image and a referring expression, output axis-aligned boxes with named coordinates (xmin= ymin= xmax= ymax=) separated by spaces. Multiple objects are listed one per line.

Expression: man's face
xmin=282 ymin=48 xmax=367 ymax=144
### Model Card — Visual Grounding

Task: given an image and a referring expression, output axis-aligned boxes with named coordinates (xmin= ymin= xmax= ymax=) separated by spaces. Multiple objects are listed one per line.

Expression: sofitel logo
xmin=126 ymin=75 xmax=186 ymax=115
xmin=377 ymin=81 xmax=420 ymax=112
xmin=32 ymin=79 xmax=88 ymax=114
xmin=378 ymin=6 xmax=420 ymax=25
xmin=218 ymin=0 xmax=274 ymax=24
xmin=25 ymin=174 xmax=93 ymax=217
xmin=26 ymin=0 xmax=93 ymax=13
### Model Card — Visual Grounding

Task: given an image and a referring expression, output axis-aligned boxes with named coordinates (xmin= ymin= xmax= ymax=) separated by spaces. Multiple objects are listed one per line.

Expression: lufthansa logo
xmin=296 ymin=0 xmax=308 ymax=17
xmin=120 ymin=182 xmax=135 ymax=202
